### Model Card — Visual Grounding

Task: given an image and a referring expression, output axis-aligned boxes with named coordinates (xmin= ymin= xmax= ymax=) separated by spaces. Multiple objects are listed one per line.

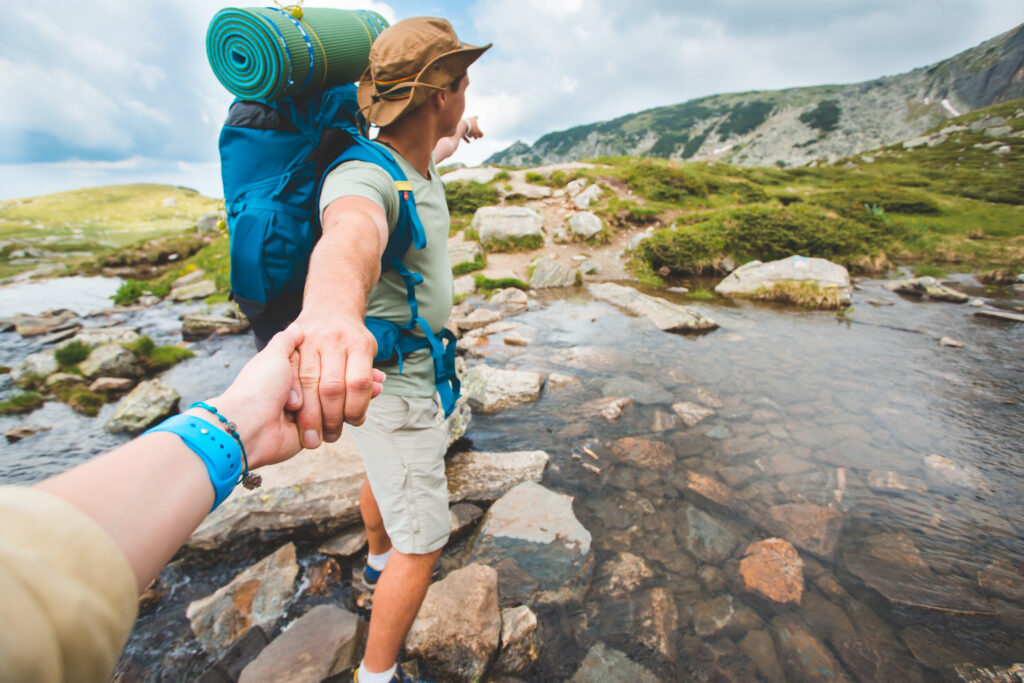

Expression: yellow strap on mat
xmin=394 ymin=181 xmax=413 ymax=192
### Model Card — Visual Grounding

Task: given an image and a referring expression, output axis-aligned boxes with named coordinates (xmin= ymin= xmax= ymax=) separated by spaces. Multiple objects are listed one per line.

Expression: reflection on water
xmin=0 ymin=275 xmax=122 ymax=318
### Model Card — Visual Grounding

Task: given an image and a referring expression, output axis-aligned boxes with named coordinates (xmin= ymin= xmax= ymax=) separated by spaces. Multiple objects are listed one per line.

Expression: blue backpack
xmin=219 ymin=83 xmax=461 ymax=417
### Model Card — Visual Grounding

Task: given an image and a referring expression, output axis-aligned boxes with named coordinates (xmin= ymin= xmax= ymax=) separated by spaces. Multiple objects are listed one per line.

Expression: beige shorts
xmin=348 ymin=393 xmax=449 ymax=555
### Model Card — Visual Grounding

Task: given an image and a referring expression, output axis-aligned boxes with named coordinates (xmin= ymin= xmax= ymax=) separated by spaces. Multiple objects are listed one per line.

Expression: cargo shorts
xmin=348 ymin=393 xmax=450 ymax=555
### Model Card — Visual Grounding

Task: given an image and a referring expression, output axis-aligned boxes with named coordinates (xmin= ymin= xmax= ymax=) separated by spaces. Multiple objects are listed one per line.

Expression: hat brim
xmin=358 ymin=42 xmax=491 ymax=128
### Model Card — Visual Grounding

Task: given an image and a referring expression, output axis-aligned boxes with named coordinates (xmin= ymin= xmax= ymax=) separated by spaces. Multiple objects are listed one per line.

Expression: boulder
xmin=573 ymin=184 xmax=602 ymax=209
xmin=12 ymin=349 xmax=58 ymax=383
xmin=449 ymin=241 xmax=484 ymax=271
xmin=569 ymin=642 xmax=659 ymax=683
xmin=587 ymin=282 xmax=718 ymax=332
xmin=238 ymin=605 xmax=364 ymax=683
xmin=465 ymin=482 xmax=592 ymax=602
xmin=104 ymin=380 xmax=179 ymax=435
xmin=463 ymin=364 xmax=542 ymax=414
xmin=440 ymin=395 xmax=472 ymax=449
xmin=79 ymin=343 xmax=143 ymax=379
xmin=187 ymin=543 xmax=299 ymax=657
xmin=170 ymin=279 xmax=217 ymax=301
xmin=890 ymin=276 xmax=968 ymax=303
xmin=567 ymin=212 xmax=603 ymax=239
xmin=449 ymin=503 xmax=484 ymax=537
xmin=740 ymin=538 xmax=804 ymax=604
xmin=715 ymin=256 xmax=852 ymax=306
xmin=770 ymin=615 xmax=850 ymax=683
xmin=446 ymin=450 xmax=549 ymax=503
xmin=406 ymin=564 xmax=501 ymax=683
xmin=14 ymin=309 xmax=78 ymax=337
xmin=182 ymin=313 xmax=250 ymax=341
xmin=454 ymin=308 xmax=503 ymax=331
xmin=489 ymin=287 xmax=529 ymax=314
xmin=472 ymin=206 xmax=543 ymax=244
xmin=441 ymin=166 xmax=503 ymax=184
xmin=589 ymin=552 xmax=655 ymax=599
xmin=62 ymin=326 xmax=140 ymax=347
xmin=528 ymin=257 xmax=579 ymax=288
xmin=672 ymin=401 xmax=715 ymax=427
xmin=565 ymin=178 xmax=587 ymax=198
xmin=762 ymin=503 xmax=844 ymax=560
xmin=5 ymin=424 xmax=52 ymax=442
xmin=494 ymin=605 xmax=539 ymax=675
xmin=610 ymin=437 xmax=674 ymax=470
xmin=318 ymin=528 xmax=367 ymax=558
xmin=681 ymin=504 xmax=739 ymax=564
xmin=172 ymin=268 xmax=207 ymax=289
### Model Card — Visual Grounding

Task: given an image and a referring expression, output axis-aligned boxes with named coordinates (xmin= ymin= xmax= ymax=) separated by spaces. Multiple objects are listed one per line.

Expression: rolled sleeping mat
xmin=207 ymin=7 xmax=389 ymax=101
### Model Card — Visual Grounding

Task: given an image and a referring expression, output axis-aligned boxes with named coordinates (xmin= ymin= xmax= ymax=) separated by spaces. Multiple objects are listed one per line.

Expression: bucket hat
xmin=357 ymin=17 xmax=491 ymax=127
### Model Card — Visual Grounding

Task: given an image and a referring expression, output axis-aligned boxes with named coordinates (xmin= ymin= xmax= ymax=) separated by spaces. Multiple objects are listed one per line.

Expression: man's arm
xmin=433 ymin=116 xmax=483 ymax=164
xmin=293 ymin=196 xmax=390 ymax=448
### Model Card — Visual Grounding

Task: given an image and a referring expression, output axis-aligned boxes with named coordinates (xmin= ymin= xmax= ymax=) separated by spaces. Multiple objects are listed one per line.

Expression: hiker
xmin=283 ymin=17 xmax=490 ymax=683
xmin=0 ymin=323 xmax=385 ymax=683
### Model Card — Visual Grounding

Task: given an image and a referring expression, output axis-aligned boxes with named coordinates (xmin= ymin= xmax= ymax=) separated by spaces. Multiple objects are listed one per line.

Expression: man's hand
xmin=462 ymin=115 xmax=483 ymax=141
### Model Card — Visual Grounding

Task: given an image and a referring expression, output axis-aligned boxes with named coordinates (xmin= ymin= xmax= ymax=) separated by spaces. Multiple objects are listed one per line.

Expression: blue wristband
xmin=144 ymin=414 xmax=242 ymax=511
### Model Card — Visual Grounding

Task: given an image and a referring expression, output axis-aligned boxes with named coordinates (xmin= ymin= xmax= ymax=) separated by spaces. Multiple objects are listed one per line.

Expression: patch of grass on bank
xmin=914 ymin=264 xmax=948 ymax=278
xmin=65 ymin=389 xmax=105 ymax=417
xmin=0 ymin=392 xmax=44 ymax=415
xmin=452 ymin=253 xmax=486 ymax=276
xmin=54 ymin=341 xmax=92 ymax=372
xmin=125 ymin=336 xmax=195 ymax=373
xmin=749 ymin=282 xmax=847 ymax=309
xmin=445 ymin=181 xmax=499 ymax=215
xmin=481 ymin=234 xmax=544 ymax=253
xmin=686 ymin=288 xmax=716 ymax=301
xmin=473 ymin=274 xmax=529 ymax=295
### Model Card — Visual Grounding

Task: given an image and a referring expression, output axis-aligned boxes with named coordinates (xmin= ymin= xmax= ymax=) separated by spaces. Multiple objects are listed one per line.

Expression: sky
xmin=1 ymin=0 xmax=1022 ymax=200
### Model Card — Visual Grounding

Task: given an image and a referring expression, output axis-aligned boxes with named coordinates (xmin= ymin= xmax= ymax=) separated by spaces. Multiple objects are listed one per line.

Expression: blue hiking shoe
xmin=354 ymin=663 xmax=429 ymax=683
xmin=362 ymin=562 xmax=382 ymax=589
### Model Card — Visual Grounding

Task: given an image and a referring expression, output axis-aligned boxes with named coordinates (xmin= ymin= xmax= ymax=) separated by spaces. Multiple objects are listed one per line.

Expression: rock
xmin=449 ymin=241 xmax=484 ymax=270
xmin=651 ymin=409 xmax=678 ymax=432
xmin=762 ymin=503 xmax=844 ymax=560
xmin=632 ymin=587 xmax=680 ymax=658
xmin=976 ymin=560 xmax=1024 ymax=603
xmin=740 ymin=538 xmax=804 ymax=604
xmin=472 ymin=206 xmax=543 ymax=245
xmin=465 ymin=482 xmax=592 ymax=601
xmin=503 ymin=332 xmax=528 ymax=346
xmin=302 ymin=557 xmax=342 ymax=596
xmin=588 ymin=282 xmax=718 ymax=332
xmin=891 ymin=276 xmax=968 ymax=303
xmin=681 ymin=504 xmax=739 ymax=564
xmin=567 ymin=212 xmax=603 ymax=240
xmin=845 ymin=554 xmax=993 ymax=615
xmin=860 ymin=532 xmax=929 ymax=571
xmin=672 ymin=401 xmax=715 ymax=427
xmin=953 ymin=663 xmax=1024 ymax=683
xmin=406 ymin=564 xmax=501 ymax=683
xmin=440 ymin=395 xmax=472 ymax=449
xmin=505 ymin=180 xmax=552 ymax=200
xmin=923 ymin=453 xmax=988 ymax=492
xmin=715 ymin=256 xmax=852 ymax=307
xmin=187 ymin=543 xmax=299 ymax=657
xmin=450 ymin=503 xmax=484 ymax=537
xmin=88 ymin=376 xmax=136 ymax=393
xmin=63 ymin=326 xmax=140 ymax=347
xmin=610 ymin=437 xmax=674 ymax=470
xmin=197 ymin=213 xmax=220 ymax=234
xmin=198 ymin=627 xmax=270 ymax=681
xmin=80 ymin=343 xmax=143 ymax=379
xmin=104 ymin=380 xmax=180 ymax=435
xmin=570 ymin=642 xmax=659 ymax=683
xmin=494 ymin=605 xmax=538 ymax=674
xmin=573 ymin=184 xmax=602 ymax=209
xmin=463 ymin=364 xmax=542 ymax=414
xmin=162 ymin=197 xmax=178 ymax=207
xmin=770 ymin=615 xmax=850 ymax=683
xmin=453 ymin=274 xmax=476 ymax=297
xmin=975 ymin=309 xmax=1024 ymax=323
xmin=318 ymin=528 xmax=367 ymax=557
xmin=170 ymin=279 xmax=217 ymax=301
xmin=454 ymin=308 xmax=503 ymax=331
xmin=600 ymin=376 xmax=670 ymax=405
xmin=45 ymin=372 xmax=84 ymax=389
xmin=939 ymin=336 xmax=964 ymax=348
xmin=237 ymin=604 xmax=363 ymax=683
xmin=189 ymin=439 xmax=364 ymax=550
xmin=494 ymin=558 xmax=540 ymax=607
xmin=183 ymin=313 xmax=250 ymax=340
xmin=5 ymin=424 xmax=52 ymax=442
xmin=447 ymin=450 xmax=548 ymax=502
xmin=866 ymin=470 xmax=929 ymax=494
xmin=489 ymin=287 xmax=529 ymax=314
xmin=590 ymin=552 xmax=655 ymax=600
xmin=675 ymin=470 xmax=741 ymax=512
xmin=693 ymin=594 xmax=752 ymax=637
xmin=12 ymin=349 xmax=58 ymax=383
xmin=834 ymin=638 xmax=927 ymax=683
xmin=172 ymin=268 xmax=208 ymax=289
xmin=740 ymin=630 xmax=786 ymax=683
xmin=35 ymin=326 xmax=80 ymax=345
xmin=15 ymin=310 xmax=78 ymax=337
xmin=580 ymin=261 xmax=601 ymax=275
xmin=528 ymin=257 xmax=579 ymax=288
xmin=442 ymin=166 xmax=503 ymax=184
xmin=585 ymin=396 xmax=632 ymax=422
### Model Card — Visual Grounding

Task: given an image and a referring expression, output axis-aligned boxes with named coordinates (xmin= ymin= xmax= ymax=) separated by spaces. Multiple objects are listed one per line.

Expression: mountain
xmin=487 ymin=23 xmax=1024 ymax=168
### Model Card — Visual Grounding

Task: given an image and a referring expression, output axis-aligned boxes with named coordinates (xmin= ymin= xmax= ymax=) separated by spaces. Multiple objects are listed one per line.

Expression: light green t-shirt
xmin=319 ymin=150 xmax=453 ymax=398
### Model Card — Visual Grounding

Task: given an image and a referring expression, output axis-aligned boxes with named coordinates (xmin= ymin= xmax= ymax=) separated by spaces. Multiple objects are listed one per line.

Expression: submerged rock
xmin=672 ymin=401 xmax=715 ymax=426
xmin=182 ymin=313 xmax=250 ymax=340
xmin=569 ymin=642 xmax=659 ymax=683
xmin=890 ymin=276 xmax=968 ymax=303
xmin=770 ymin=615 xmax=850 ymax=683
xmin=104 ymin=379 xmax=179 ymax=435
xmin=740 ymin=538 xmax=805 ymax=604
xmin=715 ymin=256 xmax=852 ymax=307
xmin=589 ymin=552 xmax=655 ymax=599
xmin=446 ymin=450 xmax=549 ymax=502
xmin=680 ymin=504 xmax=739 ymax=564
xmin=14 ymin=309 xmax=78 ymax=337
xmin=740 ymin=630 xmax=786 ymax=683
xmin=762 ymin=503 xmax=844 ymax=560
xmin=587 ymin=282 xmax=718 ymax=332
xmin=463 ymin=364 xmax=542 ymax=414
xmin=4 ymin=424 xmax=52 ymax=442
xmin=977 ymin=560 xmax=1024 ymax=603
xmin=610 ymin=437 xmax=674 ymax=470
xmin=844 ymin=554 xmax=993 ymax=615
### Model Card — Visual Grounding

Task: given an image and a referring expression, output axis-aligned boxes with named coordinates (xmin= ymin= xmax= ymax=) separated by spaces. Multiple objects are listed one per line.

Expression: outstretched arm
xmin=433 ymin=116 xmax=483 ymax=164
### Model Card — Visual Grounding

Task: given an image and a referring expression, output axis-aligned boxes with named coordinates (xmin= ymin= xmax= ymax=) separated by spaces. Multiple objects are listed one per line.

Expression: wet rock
xmin=547 ymin=373 xmax=578 ymax=391
xmin=719 ymin=465 xmax=756 ymax=488
xmin=610 ymin=437 xmax=674 ymax=470
xmin=866 ymin=470 xmax=929 ymax=494
xmin=238 ymin=605 xmax=365 ymax=683
xmin=651 ymin=409 xmax=678 ymax=432
xmin=440 ymin=394 xmax=472 ymax=449
xmin=674 ymin=470 xmax=741 ymax=512
xmin=63 ymin=326 xmax=140 ymax=347
xmin=900 ymin=628 xmax=976 ymax=671
xmin=318 ymin=528 xmax=367 ymax=558
xmin=693 ymin=594 xmax=744 ymax=637
xmin=494 ymin=605 xmax=539 ymax=675
xmin=196 ymin=627 xmax=269 ymax=682
xmin=463 ymin=364 xmax=542 ymax=413
xmin=88 ymin=376 xmax=135 ymax=393
xmin=586 ymin=396 xmax=632 ymax=422
xmin=568 ymin=212 xmax=603 ymax=239
xmin=301 ymin=557 xmax=341 ymax=596
xmin=587 ymin=282 xmax=718 ymax=332
xmin=845 ymin=554 xmax=993 ymax=615
xmin=890 ymin=276 xmax=968 ymax=303
xmin=975 ymin=309 xmax=1024 ymax=323
xmin=776 ymin=469 xmax=851 ymax=508
xmin=633 ymin=587 xmax=679 ymax=658
xmin=923 ymin=453 xmax=988 ymax=492
xmin=601 ymin=375 xmax=671 ymax=405
xmin=770 ymin=615 xmax=850 ymax=682
xmin=977 ymin=560 xmax=1024 ymax=603
xmin=715 ymin=256 xmax=852 ymax=307
xmin=953 ymin=663 xmax=1024 ymax=683
xmin=12 ymin=349 xmax=58 ymax=383
xmin=860 ymin=532 xmax=929 ymax=571
xmin=449 ymin=241 xmax=484 ymax=271
xmin=740 ymin=538 xmax=804 ymax=604
xmin=455 ymin=308 xmax=503 ymax=331
xmin=569 ymin=642 xmax=659 ymax=683
xmin=490 ymin=287 xmax=529 ymax=314
xmin=80 ymin=343 xmax=143 ymax=379
xmin=5 ymin=423 xmax=52 ymax=442
xmin=573 ymin=184 xmax=602 ymax=209
xmin=681 ymin=504 xmax=739 ymax=564
xmin=671 ymin=431 xmax=711 ymax=456
xmin=15 ymin=309 xmax=78 ymax=337
xmin=834 ymin=638 xmax=926 ymax=683
xmin=740 ymin=630 xmax=786 ymax=683
xmin=528 ymin=257 xmax=579 ymax=288
xmin=189 ymin=439 xmax=364 ymax=550
xmin=671 ymin=401 xmax=715 ymax=426
xmin=104 ymin=379 xmax=180 ymax=435
xmin=465 ymin=482 xmax=592 ymax=601
xmin=494 ymin=558 xmax=540 ymax=607
xmin=799 ymin=591 xmax=854 ymax=645
xmin=762 ymin=503 xmax=844 ymax=560
xmin=450 ymin=503 xmax=484 ymax=537
xmin=182 ymin=313 xmax=250 ymax=340
xmin=406 ymin=564 xmax=501 ymax=683
xmin=36 ymin=326 xmax=80 ymax=345
xmin=187 ymin=543 xmax=299 ymax=657
xmin=446 ymin=450 xmax=549 ymax=502
xmin=170 ymin=279 xmax=217 ymax=301
xmin=940 ymin=336 xmax=965 ymax=348
xmin=590 ymin=552 xmax=655 ymax=599
xmin=473 ymin=206 xmax=543 ymax=244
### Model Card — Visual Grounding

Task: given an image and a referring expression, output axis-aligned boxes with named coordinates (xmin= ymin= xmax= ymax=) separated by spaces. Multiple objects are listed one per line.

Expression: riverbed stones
xmin=611 ymin=437 xmax=674 ymax=470
xmin=762 ymin=503 xmax=844 ymax=560
xmin=587 ymin=282 xmax=718 ymax=332
xmin=80 ymin=343 xmax=143 ymax=379
xmin=12 ymin=349 xmax=58 ymax=383
xmin=715 ymin=256 xmax=852 ymax=306
xmin=568 ymin=212 xmax=603 ymax=240
xmin=590 ymin=552 xmax=655 ymax=599
xmin=977 ymin=560 xmax=1024 ymax=603
xmin=844 ymin=553 xmax=993 ymax=615
xmin=770 ymin=615 xmax=850 ymax=683
xmin=63 ymin=326 xmax=140 ymax=347
xmin=692 ymin=594 xmax=759 ymax=638
xmin=740 ymin=630 xmax=786 ymax=683
xmin=4 ymin=423 xmax=51 ymax=442
xmin=406 ymin=564 xmax=501 ymax=683
xmin=104 ymin=379 xmax=179 ymax=434
xmin=464 ymin=482 xmax=592 ymax=601
xmin=182 ymin=313 xmax=250 ymax=340
xmin=923 ymin=453 xmax=988 ymax=492
xmin=88 ymin=376 xmax=135 ymax=393
xmin=318 ymin=528 xmax=367 ymax=558
xmin=890 ymin=276 xmax=968 ymax=303
xmin=570 ymin=642 xmax=659 ymax=683
xmin=528 ymin=256 xmax=579 ymax=288
xmin=450 ymin=503 xmax=484 ymax=537
xmin=473 ymin=206 xmax=543 ymax=245
xmin=489 ymin=287 xmax=529 ymax=314
xmin=446 ymin=450 xmax=549 ymax=502
xmin=681 ymin=504 xmax=739 ymax=564
xmin=463 ymin=364 xmax=542 ymax=413
xmin=740 ymin=538 xmax=804 ymax=604
xmin=187 ymin=543 xmax=299 ymax=657
xmin=14 ymin=309 xmax=77 ymax=337
xmin=494 ymin=605 xmax=539 ymax=675
xmin=455 ymin=308 xmax=503 ymax=331
xmin=675 ymin=470 xmax=742 ymax=512
xmin=238 ymin=605 xmax=364 ymax=683
xmin=672 ymin=401 xmax=715 ymax=427
xmin=866 ymin=470 xmax=929 ymax=494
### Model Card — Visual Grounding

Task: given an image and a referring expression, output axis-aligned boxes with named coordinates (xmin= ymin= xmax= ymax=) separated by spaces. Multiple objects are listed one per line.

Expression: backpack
xmin=218 ymin=82 xmax=461 ymax=417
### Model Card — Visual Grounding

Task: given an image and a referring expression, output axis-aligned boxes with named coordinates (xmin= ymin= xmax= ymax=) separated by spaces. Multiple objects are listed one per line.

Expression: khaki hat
xmin=357 ymin=17 xmax=491 ymax=127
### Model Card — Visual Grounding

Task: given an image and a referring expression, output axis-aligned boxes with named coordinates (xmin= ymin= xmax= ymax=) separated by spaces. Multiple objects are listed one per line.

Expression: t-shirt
xmin=318 ymin=149 xmax=453 ymax=398
xmin=0 ymin=486 xmax=138 ymax=683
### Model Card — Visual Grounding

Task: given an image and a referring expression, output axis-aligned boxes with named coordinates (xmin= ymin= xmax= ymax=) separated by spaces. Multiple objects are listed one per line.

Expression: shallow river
xmin=1 ymin=274 xmax=1022 ymax=681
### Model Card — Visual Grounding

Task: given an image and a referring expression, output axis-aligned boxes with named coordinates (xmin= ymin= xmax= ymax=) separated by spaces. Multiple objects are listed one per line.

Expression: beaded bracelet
xmin=189 ymin=401 xmax=262 ymax=490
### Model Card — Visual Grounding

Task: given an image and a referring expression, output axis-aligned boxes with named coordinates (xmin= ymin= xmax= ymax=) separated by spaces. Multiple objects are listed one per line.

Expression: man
xmin=290 ymin=17 xmax=490 ymax=683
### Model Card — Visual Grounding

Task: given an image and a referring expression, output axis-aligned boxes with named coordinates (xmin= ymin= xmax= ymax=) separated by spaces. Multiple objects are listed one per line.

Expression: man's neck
xmin=376 ymin=118 xmax=437 ymax=179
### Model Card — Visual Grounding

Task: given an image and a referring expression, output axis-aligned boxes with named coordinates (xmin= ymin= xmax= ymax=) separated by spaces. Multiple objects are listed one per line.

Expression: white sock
xmin=367 ymin=548 xmax=392 ymax=571
xmin=357 ymin=660 xmax=396 ymax=683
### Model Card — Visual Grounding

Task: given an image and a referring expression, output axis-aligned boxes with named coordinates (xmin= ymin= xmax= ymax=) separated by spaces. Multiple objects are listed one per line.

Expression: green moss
xmin=686 ymin=289 xmax=716 ymax=301
xmin=748 ymin=281 xmax=846 ymax=309
xmin=914 ymin=264 xmax=948 ymax=278
xmin=66 ymin=389 xmax=105 ymax=417
xmin=452 ymin=253 xmax=486 ymax=276
xmin=481 ymin=234 xmax=543 ymax=252
xmin=0 ymin=392 xmax=44 ymax=415
xmin=445 ymin=180 xmax=499 ymax=215
xmin=125 ymin=335 xmax=195 ymax=373
xmin=55 ymin=340 xmax=92 ymax=369
xmin=473 ymin=274 xmax=529 ymax=294
xmin=627 ymin=258 xmax=664 ymax=287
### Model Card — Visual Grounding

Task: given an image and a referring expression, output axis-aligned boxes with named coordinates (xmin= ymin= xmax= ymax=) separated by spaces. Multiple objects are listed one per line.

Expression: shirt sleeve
xmin=318 ymin=160 xmax=401 ymax=236
xmin=0 ymin=486 xmax=138 ymax=683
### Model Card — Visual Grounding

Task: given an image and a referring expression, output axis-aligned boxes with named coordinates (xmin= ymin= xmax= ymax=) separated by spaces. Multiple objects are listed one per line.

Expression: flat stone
xmin=834 ymin=638 xmax=927 ymax=683
xmin=446 ymin=450 xmax=549 ymax=503
xmin=494 ymin=605 xmax=539 ymax=675
xmin=62 ymin=326 xmax=140 ymax=347
xmin=318 ymin=528 xmax=367 ymax=558
xmin=715 ymin=256 xmax=852 ymax=307
xmin=12 ymin=349 xmax=58 ymax=383
xmin=503 ymin=332 xmax=528 ymax=346
xmin=569 ymin=642 xmax=659 ymax=683
xmin=15 ymin=309 xmax=77 ymax=337
xmin=505 ymin=180 xmax=552 ymax=200
xmin=611 ymin=437 xmax=674 ymax=470
xmin=489 ymin=287 xmax=529 ymax=314
xmin=238 ymin=605 xmax=364 ymax=683
xmin=463 ymin=364 xmax=542 ymax=414
xmin=88 ymin=376 xmax=136 ymax=393
xmin=528 ymin=257 xmax=578 ymax=288
xmin=923 ymin=453 xmax=988 ymax=492
xmin=450 ymin=503 xmax=484 ymax=537
xmin=977 ymin=560 xmax=1024 ymax=603
xmin=975 ymin=309 xmax=1024 ymax=323
xmin=183 ymin=313 xmax=250 ymax=341
xmin=473 ymin=206 xmax=543 ymax=245
xmin=170 ymin=279 xmax=217 ymax=301
xmin=455 ymin=308 xmax=504 ymax=331
xmin=449 ymin=241 xmax=484 ymax=269
xmin=585 ymin=396 xmax=632 ymax=422
xmin=740 ymin=630 xmax=786 ymax=683
xmin=771 ymin=615 xmax=850 ymax=683
xmin=590 ymin=552 xmax=655 ymax=599
xmin=762 ymin=503 xmax=844 ymax=560
xmin=860 ymin=532 xmax=929 ymax=571
xmin=5 ymin=424 xmax=52 ymax=442
xmin=172 ymin=268 xmax=207 ymax=289
xmin=675 ymin=470 xmax=741 ymax=512
xmin=740 ymin=538 xmax=804 ymax=604
xmin=567 ymin=212 xmax=603 ymax=239
xmin=80 ymin=343 xmax=143 ymax=379
xmin=681 ymin=504 xmax=739 ymax=564
xmin=891 ymin=276 xmax=968 ymax=303
xmin=845 ymin=554 xmax=993 ymax=615
xmin=104 ymin=379 xmax=180 ymax=435
xmin=588 ymin=282 xmax=718 ymax=332
xmin=453 ymin=274 xmax=476 ymax=297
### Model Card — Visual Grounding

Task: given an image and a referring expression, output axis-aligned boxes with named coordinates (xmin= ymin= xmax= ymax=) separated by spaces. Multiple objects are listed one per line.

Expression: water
xmin=0 ymin=275 xmax=122 ymax=318
xmin=2 ymin=274 xmax=1022 ymax=680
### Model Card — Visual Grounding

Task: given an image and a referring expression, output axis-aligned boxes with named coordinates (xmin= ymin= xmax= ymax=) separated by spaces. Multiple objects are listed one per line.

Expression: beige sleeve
xmin=0 ymin=486 xmax=138 ymax=683
xmin=318 ymin=160 xmax=400 ymax=236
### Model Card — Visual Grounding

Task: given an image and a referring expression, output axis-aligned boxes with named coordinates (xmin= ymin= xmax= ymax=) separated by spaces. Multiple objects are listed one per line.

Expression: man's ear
xmin=431 ymin=88 xmax=447 ymax=110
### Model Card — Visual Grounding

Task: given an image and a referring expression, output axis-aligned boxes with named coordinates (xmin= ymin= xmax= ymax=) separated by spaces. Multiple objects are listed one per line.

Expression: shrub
xmin=620 ymin=160 xmax=708 ymax=202
xmin=800 ymin=100 xmax=841 ymax=132
xmin=492 ymin=170 xmax=510 ymax=182
xmin=55 ymin=341 xmax=92 ymax=369
xmin=473 ymin=274 xmax=528 ymax=294
xmin=481 ymin=234 xmax=543 ymax=252
xmin=445 ymin=181 xmax=499 ymax=215
xmin=525 ymin=172 xmax=544 ymax=183
xmin=686 ymin=289 xmax=716 ymax=301
xmin=717 ymin=100 xmax=774 ymax=138
xmin=810 ymin=187 xmax=940 ymax=217
xmin=111 ymin=279 xmax=149 ymax=306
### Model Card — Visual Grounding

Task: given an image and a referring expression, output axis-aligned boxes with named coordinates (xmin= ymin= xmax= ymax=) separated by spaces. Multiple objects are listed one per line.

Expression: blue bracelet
xmin=144 ymin=414 xmax=242 ymax=511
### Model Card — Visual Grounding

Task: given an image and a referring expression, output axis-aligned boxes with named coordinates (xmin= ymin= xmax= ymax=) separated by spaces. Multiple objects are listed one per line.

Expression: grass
xmin=481 ymin=234 xmax=544 ymax=253
xmin=686 ymin=289 xmax=716 ymax=301
xmin=54 ymin=341 xmax=92 ymax=370
xmin=125 ymin=336 xmax=195 ymax=373
xmin=750 ymin=281 xmax=847 ymax=309
xmin=445 ymin=180 xmax=499 ymax=215
xmin=0 ymin=392 xmax=44 ymax=415
xmin=473 ymin=274 xmax=529 ymax=295
xmin=452 ymin=253 xmax=486 ymax=276
xmin=914 ymin=264 xmax=948 ymax=278
xmin=65 ymin=389 xmax=105 ymax=417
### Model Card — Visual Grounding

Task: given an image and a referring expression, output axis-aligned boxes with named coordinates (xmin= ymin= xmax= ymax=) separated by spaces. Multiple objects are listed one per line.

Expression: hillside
xmin=488 ymin=23 xmax=1024 ymax=169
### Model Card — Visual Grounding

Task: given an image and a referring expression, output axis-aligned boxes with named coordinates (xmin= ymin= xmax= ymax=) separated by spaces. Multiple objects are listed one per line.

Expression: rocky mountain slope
xmin=488 ymin=23 xmax=1024 ymax=169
